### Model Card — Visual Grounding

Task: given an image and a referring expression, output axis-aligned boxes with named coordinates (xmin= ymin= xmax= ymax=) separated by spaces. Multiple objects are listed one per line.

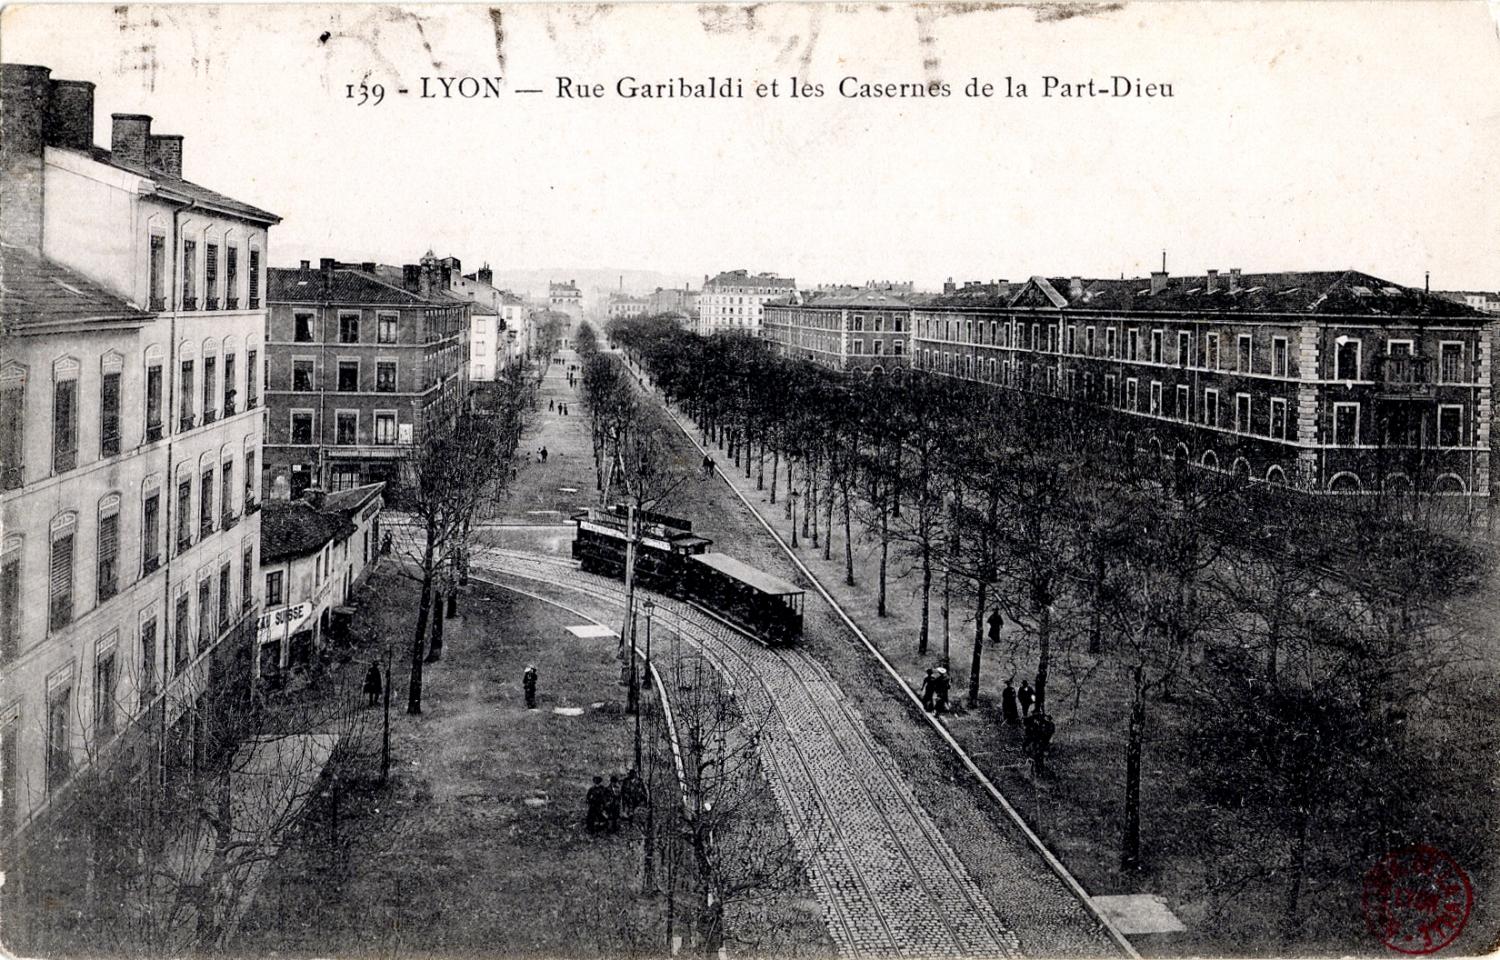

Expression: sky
xmin=3 ymin=1 xmax=1499 ymax=291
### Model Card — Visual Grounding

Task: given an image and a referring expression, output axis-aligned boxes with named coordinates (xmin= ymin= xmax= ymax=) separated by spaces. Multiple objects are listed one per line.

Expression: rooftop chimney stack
xmin=1069 ymin=276 xmax=1083 ymax=299
xmin=299 ymin=259 xmax=311 ymax=271
xmin=146 ymin=134 xmax=182 ymax=178
xmin=1228 ymin=268 xmax=1241 ymax=293
xmin=1 ymin=64 xmax=54 ymax=253
xmin=110 ymin=113 xmax=152 ymax=168
xmin=1206 ymin=269 xmax=1218 ymax=293
xmin=402 ymin=264 xmax=421 ymax=293
xmin=301 ymin=487 xmax=327 ymax=511
xmin=1150 ymin=270 xmax=1169 ymax=295
xmin=48 ymin=79 xmax=96 ymax=152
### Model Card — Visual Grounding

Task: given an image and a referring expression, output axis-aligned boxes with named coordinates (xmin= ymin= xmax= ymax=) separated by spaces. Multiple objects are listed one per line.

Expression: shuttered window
xmin=242 ymin=545 xmax=253 ymax=612
xmin=100 ymin=372 xmax=121 ymax=457
xmin=180 ymin=360 xmax=195 ymax=427
xmin=140 ymin=618 xmax=158 ymax=706
xmin=200 ymin=468 xmax=215 ymax=538
xmin=1 ymin=554 xmax=19 ymax=663
xmin=53 ymin=378 xmax=77 ymax=473
xmin=174 ymin=593 xmax=191 ymax=672
xmin=49 ymin=532 xmax=74 ymax=630
xmin=97 ymin=512 xmax=120 ymax=603
xmin=177 ymin=479 xmax=192 ymax=552
xmin=198 ymin=579 xmax=213 ymax=645
xmin=0 ymin=379 xmax=23 ymax=489
xmin=142 ymin=492 xmax=161 ymax=571
xmin=203 ymin=356 xmax=217 ymax=417
xmin=218 ymin=564 xmax=231 ymax=629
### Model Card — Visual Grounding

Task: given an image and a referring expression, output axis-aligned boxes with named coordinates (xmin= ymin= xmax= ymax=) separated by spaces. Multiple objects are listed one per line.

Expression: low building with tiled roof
xmin=912 ymin=266 xmax=1499 ymax=503
xmin=256 ymin=484 xmax=385 ymax=682
xmin=264 ymin=253 xmax=469 ymax=499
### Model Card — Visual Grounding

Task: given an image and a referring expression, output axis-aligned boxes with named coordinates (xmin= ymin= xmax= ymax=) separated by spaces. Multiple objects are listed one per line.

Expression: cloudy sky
xmin=4 ymin=2 xmax=1499 ymax=290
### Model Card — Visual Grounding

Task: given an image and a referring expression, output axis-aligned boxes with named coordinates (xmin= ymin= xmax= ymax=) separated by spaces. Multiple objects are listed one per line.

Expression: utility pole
xmin=381 ymin=644 xmax=392 ymax=782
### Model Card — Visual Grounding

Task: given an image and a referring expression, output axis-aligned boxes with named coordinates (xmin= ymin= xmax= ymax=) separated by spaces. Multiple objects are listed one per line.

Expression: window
xmin=218 ymin=564 xmax=232 ymax=630
xmin=53 ymin=375 xmax=78 ymax=473
xmin=339 ymin=312 xmax=361 ymax=344
xmin=1105 ymin=327 xmax=1118 ymax=358
xmin=179 ymin=359 xmax=195 ymax=429
xmin=336 ymin=411 xmax=358 ymax=445
xmin=1105 ymin=374 xmax=1117 ymax=406
xmin=1128 ymin=330 xmax=1140 ymax=361
xmin=46 ymin=684 xmax=71 ymax=791
xmin=1438 ymin=405 xmax=1463 ymax=447
xmin=266 ymin=570 xmax=284 ymax=607
xmin=1176 ymin=384 xmax=1190 ymax=420
xmin=248 ymin=249 xmax=261 ymax=307
xmin=139 ymin=618 xmax=158 ymax=707
xmin=1235 ymin=393 xmax=1251 ymax=433
xmin=1237 ymin=334 xmax=1252 ymax=373
xmin=1148 ymin=330 xmax=1162 ymax=363
xmin=1206 ymin=333 xmax=1221 ymax=370
xmin=100 ymin=370 xmax=121 ymax=457
xmin=225 ymin=246 xmax=239 ymax=309
xmin=376 ymin=360 xmax=397 ymax=393
xmin=292 ymin=359 xmax=316 ymax=391
xmin=1270 ymin=398 xmax=1288 ymax=439
xmin=174 ymin=592 xmax=191 ymax=672
xmin=291 ymin=412 xmax=314 ymax=445
xmin=94 ymin=645 xmax=117 ymax=739
xmin=874 ymin=340 xmax=885 ymax=356
xmin=338 ymin=360 xmax=359 ymax=392
xmin=1149 ymin=381 xmax=1163 ymax=416
xmin=1333 ymin=402 xmax=1360 ymax=445
xmin=200 ymin=468 xmax=215 ymax=539
xmin=246 ymin=349 xmax=259 ymax=408
xmin=146 ymin=361 xmax=164 ymax=438
xmin=221 ymin=462 xmax=235 ymax=523
xmin=1 ymin=373 xmax=23 ymax=489
xmin=149 ymin=234 xmax=167 ymax=309
xmin=1335 ymin=340 xmax=1361 ymax=381
xmin=1440 ymin=343 xmax=1464 ymax=383
xmin=378 ymin=313 xmax=398 ymax=344
xmin=49 ymin=522 xmax=75 ymax=631
xmin=202 ymin=355 xmax=217 ymax=420
xmin=205 ymin=243 xmax=219 ymax=309
xmin=1 ymin=550 xmax=19 ymax=664
xmin=851 ymin=315 xmax=864 ymax=332
xmin=143 ymin=489 xmax=161 ymax=573
xmin=1178 ymin=331 xmax=1191 ymax=366
xmin=1126 ymin=378 xmax=1139 ymax=409
xmin=375 ymin=412 xmax=398 ymax=445
xmin=1085 ymin=327 xmax=1096 ymax=354
xmin=245 ymin=451 xmax=257 ymax=506
xmin=294 ymin=312 xmax=315 ymax=343
xmin=177 ymin=477 xmax=193 ymax=552
xmin=223 ymin=353 xmax=236 ymax=413
xmin=893 ymin=340 xmax=904 ymax=357
xmin=242 ymin=544 xmax=254 ymax=612
xmin=1272 ymin=337 xmax=1289 ymax=377
xmin=1203 ymin=388 xmax=1219 ymax=427
xmin=198 ymin=578 xmax=213 ymax=645
xmin=181 ymin=240 xmax=197 ymax=310
xmin=97 ymin=508 xmax=120 ymax=603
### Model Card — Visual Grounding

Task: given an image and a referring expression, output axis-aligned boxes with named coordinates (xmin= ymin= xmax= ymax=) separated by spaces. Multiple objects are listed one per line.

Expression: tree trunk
xmin=1281 ymin=804 xmax=1311 ymax=949
xmin=757 ymin=437 xmax=765 ymax=490
xmin=1034 ymin=590 xmax=1052 ymax=713
xmin=823 ymin=469 xmax=836 ymax=562
xmin=919 ymin=540 xmax=932 ymax=654
xmin=968 ymin=580 xmax=988 ymax=707
xmin=1089 ymin=546 xmax=1105 ymax=655
xmin=801 ymin=468 xmax=811 ymax=538
xmin=878 ymin=504 xmax=889 ymax=617
xmin=407 ymin=548 xmax=434 ymax=714
xmin=1121 ymin=664 xmax=1146 ymax=871
xmin=770 ymin=446 xmax=780 ymax=505
xmin=842 ymin=486 xmax=854 ymax=585
xmin=425 ymin=589 xmax=445 ymax=662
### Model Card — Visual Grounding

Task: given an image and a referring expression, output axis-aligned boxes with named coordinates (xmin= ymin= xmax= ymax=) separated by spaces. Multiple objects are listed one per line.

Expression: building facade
xmin=264 ymin=254 xmax=469 ymax=498
xmin=1438 ymin=290 xmax=1500 ymax=316
xmin=256 ymin=484 xmax=383 ymax=684
xmin=911 ymin=270 xmax=1495 ymax=499
xmin=607 ymin=292 xmax=648 ymax=321
xmin=0 ymin=64 xmax=276 ymax=838
xmin=698 ymin=270 xmax=796 ymax=336
xmin=763 ymin=290 xmax=915 ymax=372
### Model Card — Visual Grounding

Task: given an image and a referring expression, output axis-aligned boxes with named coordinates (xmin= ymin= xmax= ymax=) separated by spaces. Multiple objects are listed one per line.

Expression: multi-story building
xmin=549 ymin=280 xmax=582 ymax=319
xmin=607 ymin=292 xmax=648 ymax=321
xmin=264 ymin=254 xmax=469 ymax=498
xmin=256 ymin=483 xmax=383 ymax=683
xmin=454 ymin=263 xmax=528 ymax=378
xmin=0 ymin=64 xmax=277 ymax=838
xmin=911 ymin=269 xmax=1495 ymax=500
xmin=646 ymin=285 xmax=699 ymax=321
xmin=699 ymin=270 xmax=796 ymax=336
xmin=1437 ymin=290 xmax=1500 ymax=316
xmin=763 ymin=289 xmax=917 ymax=372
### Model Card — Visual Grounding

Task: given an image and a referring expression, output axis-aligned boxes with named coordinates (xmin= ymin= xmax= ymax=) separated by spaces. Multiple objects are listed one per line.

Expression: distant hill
xmin=486 ymin=268 xmax=700 ymax=301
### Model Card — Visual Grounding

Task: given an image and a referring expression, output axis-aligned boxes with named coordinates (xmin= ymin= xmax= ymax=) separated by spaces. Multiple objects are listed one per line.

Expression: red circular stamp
xmin=1362 ymin=844 xmax=1473 ymax=954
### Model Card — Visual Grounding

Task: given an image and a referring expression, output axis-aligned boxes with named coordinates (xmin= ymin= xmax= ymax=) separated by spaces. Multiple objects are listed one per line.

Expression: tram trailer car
xmin=571 ymin=505 xmax=806 ymax=644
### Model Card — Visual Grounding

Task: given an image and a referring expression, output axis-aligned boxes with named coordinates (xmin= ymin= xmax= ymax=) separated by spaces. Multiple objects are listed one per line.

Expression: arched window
xmin=1434 ymin=474 xmax=1466 ymax=495
xmin=1328 ymin=472 xmax=1362 ymax=494
xmin=1200 ymin=450 xmax=1219 ymax=471
xmin=1265 ymin=465 xmax=1287 ymax=486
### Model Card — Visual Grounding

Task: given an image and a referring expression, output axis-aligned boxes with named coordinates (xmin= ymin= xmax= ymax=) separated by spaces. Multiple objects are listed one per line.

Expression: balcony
xmin=203 ymin=408 xmax=219 ymax=425
xmin=53 ymin=449 xmax=77 ymax=474
xmin=146 ymin=422 xmax=164 ymax=443
xmin=143 ymin=554 xmax=161 ymax=575
xmin=206 ymin=297 xmax=220 ymax=311
xmin=1373 ymin=353 xmax=1435 ymax=399
xmin=226 ymin=297 xmax=239 ymax=310
xmin=224 ymin=400 xmax=237 ymax=416
xmin=182 ymin=297 xmax=198 ymax=311
xmin=247 ymin=395 xmax=259 ymax=410
xmin=180 ymin=414 xmax=196 ymax=432
xmin=249 ymin=297 xmax=261 ymax=309
xmin=222 ymin=511 xmax=240 ymax=530
xmin=101 ymin=433 xmax=121 ymax=457
xmin=1 ymin=465 xmax=22 ymax=491
xmin=245 ymin=496 xmax=261 ymax=515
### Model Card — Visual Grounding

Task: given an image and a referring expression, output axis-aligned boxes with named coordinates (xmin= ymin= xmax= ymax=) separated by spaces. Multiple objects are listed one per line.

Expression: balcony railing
xmin=248 ymin=297 xmax=261 ymax=309
xmin=150 ymin=295 xmax=166 ymax=311
xmin=222 ymin=511 xmax=239 ymax=530
xmin=206 ymin=297 xmax=220 ymax=311
xmin=146 ymin=422 xmax=164 ymax=443
xmin=182 ymin=297 xmax=198 ymax=311
xmin=143 ymin=554 xmax=161 ymax=575
xmin=180 ymin=414 xmax=196 ymax=431
xmin=203 ymin=409 xmax=218 ymax=425
xmin=1 ymin=465 xmax=22 ymax=491
xmin=226 ymin=297 xmax=239 ymax=310
xmin=224 ymin=400 xmax=237 ymax=416
xmin=1373 ymin=354 xmax=1436 ymax=397
xmin=245 ymin=496 xmax=261 ymax=515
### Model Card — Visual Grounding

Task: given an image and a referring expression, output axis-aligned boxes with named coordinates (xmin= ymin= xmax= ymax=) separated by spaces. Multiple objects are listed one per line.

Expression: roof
xmin=1 ymin=242 xmax=153 ymax=336
xmin=321 ymin=482 xmax=385 ymax=515
xmin=691 ymin=552 xmax=803 ymax=596
xmin=707 ymin=270 xmax=796 ymax=290
xmin=778 ymin=289 xmax=919 ymax=310
xmin=260 ymin=501 xmax=357 ymax=562
xmin=81 ymin=146 xmax=280 ymax=225
xmin=269 ymin=265 xmax=471 ymax=307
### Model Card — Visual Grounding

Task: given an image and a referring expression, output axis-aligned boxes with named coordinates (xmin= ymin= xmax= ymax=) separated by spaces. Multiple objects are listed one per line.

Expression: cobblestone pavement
xmin=460 ymin=549 xmax=1032 ymax=960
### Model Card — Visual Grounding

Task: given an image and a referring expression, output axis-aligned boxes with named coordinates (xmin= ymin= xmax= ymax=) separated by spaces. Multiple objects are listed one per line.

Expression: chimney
xmin=402 ymin=264 xmax=421 ymax=292
xmin=47 ymin=79 xmax=96 ymax=152
xmin=299 ymin=259 xmax=311 ymax=271
xmin=301 ymin=486 xmax=327 ymax=511
xmin=1069 ymin=276 xmax=1083 ymax=299
xmin=110 ymin=113 xmax=152 ymax=168
xmin=320 ymin=257 xmax=336 ymax=285
xmin=1150 ymin=270 xmax=1169 ymax=295
xmin=1228 ymin=268 xmax=1241 ymax=293
xmin=1206 ymin=269 xmax=1218 ymax=293
xmin=1 ymin=64 xmax=53 ymax=252
xmin=478 ymin=265 xmax=493 ymax=286
xmin=146 ymin=134 xmax=182 ymax=178
xmin=360 ymin=261 xmax=376 ymax=273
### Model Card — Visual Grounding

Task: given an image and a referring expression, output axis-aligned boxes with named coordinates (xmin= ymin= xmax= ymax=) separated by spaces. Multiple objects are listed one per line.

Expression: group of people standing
xmin=548 ymin=399 xmax=572 ymax=416
xmin=585 ymin=769 xmax=648 ymax=834
xmin=1002 ymin=678 xmax=1056 ymax=771
xmin=918 ymin=667 xmax=952 ymax=714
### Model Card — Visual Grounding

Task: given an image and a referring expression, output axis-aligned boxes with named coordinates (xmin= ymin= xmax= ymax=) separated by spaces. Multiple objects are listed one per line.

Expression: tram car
xmin=571 ymin=505 xmax=805 ymax=644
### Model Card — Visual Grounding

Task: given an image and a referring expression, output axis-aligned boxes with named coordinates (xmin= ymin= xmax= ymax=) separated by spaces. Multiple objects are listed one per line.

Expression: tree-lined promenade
xmin=605 ymin=312 xmax=1500 ymax=953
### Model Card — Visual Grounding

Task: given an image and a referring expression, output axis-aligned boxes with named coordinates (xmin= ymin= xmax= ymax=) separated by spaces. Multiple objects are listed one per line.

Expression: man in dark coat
xmin=586 ymin=776 xmax=610 ymax=833
xmin=919 ymin=668 xmax=936 ymax=712
xmin=932 ymin=668 xmax=951 ymax=715
xmin=1017 ymin=679 xmax=1036 ymax=717
xmin=606 ymin=775 xmax=623 ymax=832
xmin=523 ymin=665 xmax=538 ymax=709
xmin=620 ymin=768 xmax=646 ymax=820
xmin=1001 ymin=679 xmax=1019 ymax=725
xmin=363 ymin=661 xmax=383 ymax=707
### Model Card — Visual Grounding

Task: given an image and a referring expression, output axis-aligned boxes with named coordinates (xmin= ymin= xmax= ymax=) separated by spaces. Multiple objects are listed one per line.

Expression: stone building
xmin=763 ymin=289 xmax=917 ymax=372
xmin=698 ymin=269 xmax=796 ymax=336
xmin=911 ymin=269 xmax=1496 ymax=500
xmin=264 ymin=254 xmax=470 ymax=497
xmin=0 ymin=63 xmax=278 ymax=839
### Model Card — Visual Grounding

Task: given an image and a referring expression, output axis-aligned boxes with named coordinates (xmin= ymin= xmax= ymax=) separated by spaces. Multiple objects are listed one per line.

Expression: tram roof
xmin=692 ymin=553 xmax=803 ymax=597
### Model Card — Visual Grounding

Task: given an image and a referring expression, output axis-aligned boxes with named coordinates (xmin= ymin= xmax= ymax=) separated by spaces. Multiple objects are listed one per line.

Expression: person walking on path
xmin=586 ymin=776 xmax=610 ymax=833
xmin=701 ymin=454 xmax=714 ymax=480
xmin=363 ymin=661 xmax=383 ymax=707
xmin=919 ymin=668 xmax=936 ymax=712
xmin=523 ymin=664 xmax=538 ymax=709
xmin=606 ymin=775 xmax=623 ymax=833
xmin=549 ymin=399 xmax=555 ymax=412
xmin=1001 ymin=679 xmax=1019 ymax=725
xmin=1018 ymin=679 xmax=1035 ymax=718
xmin=932 ymin=668 xmax=951 ymax=716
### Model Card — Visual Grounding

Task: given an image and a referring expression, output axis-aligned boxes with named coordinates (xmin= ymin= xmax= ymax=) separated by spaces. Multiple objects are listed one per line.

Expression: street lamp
xmin=790 ymin=490 xmax=800 ymax=548
xmin=642 ymin=599 xmax=655 ymax=691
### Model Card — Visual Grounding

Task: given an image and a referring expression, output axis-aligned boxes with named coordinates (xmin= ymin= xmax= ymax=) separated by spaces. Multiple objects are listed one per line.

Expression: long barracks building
xmin=909 ymin=269 xmax=1495 ymax=501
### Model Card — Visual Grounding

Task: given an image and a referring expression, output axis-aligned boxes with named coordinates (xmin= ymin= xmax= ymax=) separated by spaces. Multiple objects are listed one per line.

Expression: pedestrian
xmin=1018 ymin=679 xmax=1035 ymax=717
xmin=363 ymin=660 xmax=383 ymax=707
xmin=621 ymin=767 xmax=646 ymax=820
xmin=1001 ymin=679 xmax=1019 ymax=725
xmin=381 ymin=531 xmax=392 ymax=556
xmin=523 ymin=664 xmax=538 ymax=709
xmin=541 ymin=446 xmax=549 ymax=463
xmin=549 ymin=399 xmax=555 ymax=412
xmin=919 ymin=668 xmax=936 ymax=712
xmin=932 ymin=667 xmax=951 ymax=715
xmin=701 ymin=454 xmax=713 ymax=480
xmin=585 ymin=775 xmax=610 ymax=833
xmin=606 ymin=774 xmax=623 ymax=832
